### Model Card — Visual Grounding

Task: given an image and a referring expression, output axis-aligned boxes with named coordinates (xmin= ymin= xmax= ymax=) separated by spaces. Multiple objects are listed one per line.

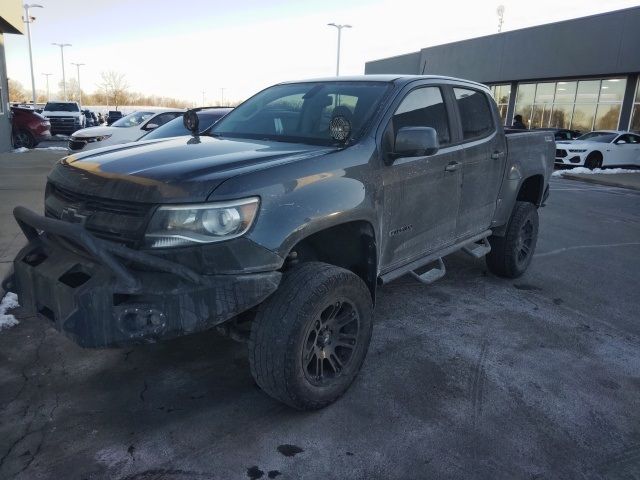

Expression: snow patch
xmin=553 ymin=167 xmax=640 ymax=177
xmin=0 ymin=292 xmax=20 ymax=331
xmin=35 ymin=147 xmax=69 ymax=151
xmin=12 ymin=147 xmax=29 ymax=153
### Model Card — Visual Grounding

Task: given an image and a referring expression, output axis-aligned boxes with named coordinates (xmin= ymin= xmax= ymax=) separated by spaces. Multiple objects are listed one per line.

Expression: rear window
xmin=44 ymin=102 xmax=79 ymax=112
xmin=453 ymin=88 xmax=494 ymax=140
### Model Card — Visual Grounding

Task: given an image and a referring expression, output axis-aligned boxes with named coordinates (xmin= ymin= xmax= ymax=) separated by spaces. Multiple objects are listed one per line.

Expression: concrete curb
xmin=561 ymin=173 xmax=640 ymax=192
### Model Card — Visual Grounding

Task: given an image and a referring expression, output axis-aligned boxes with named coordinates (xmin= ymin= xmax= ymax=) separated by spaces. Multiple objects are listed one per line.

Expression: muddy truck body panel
xmin=6 ymin=75 xmax=554 ymax=350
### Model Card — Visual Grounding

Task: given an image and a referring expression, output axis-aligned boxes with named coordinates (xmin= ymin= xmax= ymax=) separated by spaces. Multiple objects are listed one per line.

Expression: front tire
xmin=486 ymin=201 xmax=539 ymax=278
xmin=584 ymin=152 xmax=603 ymax=170
xmin=12 ymin=130 xmax=36 ymax=149
xmin=248 ymin=262 xmax=373 ymax=410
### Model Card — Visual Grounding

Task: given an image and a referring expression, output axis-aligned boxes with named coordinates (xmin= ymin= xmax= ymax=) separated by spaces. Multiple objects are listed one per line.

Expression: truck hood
xmin=47 ymin=135 xmax=336 ymax=203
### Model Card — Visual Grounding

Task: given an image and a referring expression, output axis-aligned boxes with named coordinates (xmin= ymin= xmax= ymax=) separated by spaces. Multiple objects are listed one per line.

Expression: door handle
xmin=491 ymin=151 xmax=505 ymax=160
xmin=445 ymin=162 xmax=460 ymax=172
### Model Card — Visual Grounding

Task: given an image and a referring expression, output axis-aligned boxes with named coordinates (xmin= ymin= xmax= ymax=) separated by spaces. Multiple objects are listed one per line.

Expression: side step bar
xmin=462 ymin=238 xmax=491 ymax=259
xmin=379 ymin=230 xmax=492 ymax=285
xmin=410 ymin=258 xmax=446 ymax=285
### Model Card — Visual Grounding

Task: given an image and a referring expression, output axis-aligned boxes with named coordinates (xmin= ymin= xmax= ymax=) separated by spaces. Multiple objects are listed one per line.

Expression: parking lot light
xmin=327 ymin=23 xmax=352 ymax=76
xmin=52 ymin=43 xmax=72 ymax=100
xmin=42 ymin=73 xmax=52 ymax=101
xmin=23 ymin=4 xmax=44 ymax=107
xmin=71 ymin=62 xmax=85 ymax=104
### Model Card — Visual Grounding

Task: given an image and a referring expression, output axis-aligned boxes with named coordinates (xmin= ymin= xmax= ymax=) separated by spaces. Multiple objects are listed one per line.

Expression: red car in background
xmin=11 ymin=107 xmax=52 ymax=149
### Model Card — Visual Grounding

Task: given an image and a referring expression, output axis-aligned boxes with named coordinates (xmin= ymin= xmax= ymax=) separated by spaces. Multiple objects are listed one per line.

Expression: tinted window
xmin=149 ymin=112 xmax=182 ymax=128
xmin=392 ymin=87 xmax=450 ymax=145
xmin=453 ymin=88 xmax=494 ymax=140
xmin=44 ymin=102 xmax=79 ymax=112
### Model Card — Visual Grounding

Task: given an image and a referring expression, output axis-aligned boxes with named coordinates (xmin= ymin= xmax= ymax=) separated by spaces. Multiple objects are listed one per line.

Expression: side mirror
xmin=394 ymin=126 xmax=439 ymax=158
xmin=145 ymin=123 xmax=159 ymax=130
xmin=183 ymin=109 xmax=200 ymax=135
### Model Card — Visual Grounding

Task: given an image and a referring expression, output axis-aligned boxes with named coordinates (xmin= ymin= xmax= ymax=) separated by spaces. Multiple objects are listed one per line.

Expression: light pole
xmin=220 ymin=87 xmax=225 ymax=106
xmin=71 ymin=62 xmax=85 ymax=104
xmin=52 ymin=42 xmax=72 ymax=100
xmin=497 ymin=5 xmax=505 ymax=33
xmin=42 ymin=73 xmax=52 ymax=101
xmin=23 ymin=4 xmax=44 ymax=107
xmin=202 ymin=90 xmax=205 ymax=106
xmin=327 ymin=23 xmax=351 ymax=76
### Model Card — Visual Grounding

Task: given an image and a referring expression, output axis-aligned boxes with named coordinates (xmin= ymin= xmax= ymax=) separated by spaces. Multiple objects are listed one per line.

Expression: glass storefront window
xmin=549 ymin=104 xmax=573 ymax=128
xmin=554 ymin=82 xmax=577 ymax=103
xmin=572 ymin=104 xmax=597 ymax=132
xmin=535 ymin=83 xmax=555 ymax=103
xmin=489 ymin=84 xmax=511 ymax=124
xmin=599 ymin=79 xmax=626 ymax=103
xmin=594 ymin=103 xmax=622 ymax=130
xmin=514 ymin=83 xmax=535 ymax=127
xmin=576 ymin=80 xmax=600 ymax=102
xmin=531 ymin=104 xmax=552 ymax=129
xmin=629 ymin=78 xmax=640 ymax=132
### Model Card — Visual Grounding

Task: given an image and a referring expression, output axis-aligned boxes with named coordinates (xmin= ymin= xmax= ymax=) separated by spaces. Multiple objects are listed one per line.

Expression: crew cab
xmin=555 ymin=130 xmax=640 ymax=168
xmin=5 ymin=75 xmax=554 ymax=410
xmin=68 ymin=109 xmax=184 ymax=151
xmin=42 ymin=101 xmax=85 ymax=135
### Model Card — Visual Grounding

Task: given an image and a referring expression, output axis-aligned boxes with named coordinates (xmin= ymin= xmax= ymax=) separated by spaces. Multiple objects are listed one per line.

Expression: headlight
xmin=144 ymin=197 xmax=260 ymax=248
xmin=568 ymin=149 xmax=587 ymax=153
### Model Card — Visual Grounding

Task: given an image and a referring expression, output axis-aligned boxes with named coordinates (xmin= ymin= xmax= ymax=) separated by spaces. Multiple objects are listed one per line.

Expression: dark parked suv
xmin=6 ymin=75 xmax=554 ymax=409
xmin=11 ymin=106 xmax=52 ymax=148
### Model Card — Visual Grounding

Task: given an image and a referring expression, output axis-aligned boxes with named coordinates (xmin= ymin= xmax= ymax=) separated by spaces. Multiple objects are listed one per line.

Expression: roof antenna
xmin=497 ymin=5 xmax=505 ymax=33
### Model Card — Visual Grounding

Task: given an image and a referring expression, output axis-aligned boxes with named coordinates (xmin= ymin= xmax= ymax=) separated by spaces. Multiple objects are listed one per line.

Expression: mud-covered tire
xmin=584 ymin=152 xmax=603 ymax=170
xmin=248 ymin=262 xmax=373 ymax=410
xmin=486 ymin=201 xmax=539 ymax=278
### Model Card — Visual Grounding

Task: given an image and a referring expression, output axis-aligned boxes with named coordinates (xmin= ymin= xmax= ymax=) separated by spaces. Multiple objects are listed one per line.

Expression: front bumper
xmin=7 ymin=207 xmax=281 ymax=348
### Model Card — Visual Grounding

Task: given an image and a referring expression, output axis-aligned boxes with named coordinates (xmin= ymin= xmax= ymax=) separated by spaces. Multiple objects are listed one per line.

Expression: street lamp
xmin=327 ymin=23 xmax=351 ymax=76
xmin=42 ymin=73 xmax=52 ymax=101
xmin=220 ymin=87 xmax=225 ymax=106
xmin=71 ymin=62 xmax=85 ymax=104
xmin=52 ymin=42 xmax=72 ymax=100
xmin=23 ymin=4 xmax=44 ymax=107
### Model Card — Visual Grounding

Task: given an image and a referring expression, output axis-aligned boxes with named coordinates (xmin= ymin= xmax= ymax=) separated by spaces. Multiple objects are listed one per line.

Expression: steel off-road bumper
xmin=7 ymin=207 xmax=281 ymax=348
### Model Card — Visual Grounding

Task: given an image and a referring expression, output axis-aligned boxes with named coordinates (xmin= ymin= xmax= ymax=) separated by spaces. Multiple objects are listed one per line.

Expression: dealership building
xmin=0 ymin=0 xmax=23 ymax=152
xmin=365 ymin=6 xmax=640 ymax=133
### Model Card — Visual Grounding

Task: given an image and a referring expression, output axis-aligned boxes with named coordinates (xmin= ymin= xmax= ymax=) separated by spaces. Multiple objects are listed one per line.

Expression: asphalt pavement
xmin=0 ymin=164 xmax=639 ymax=479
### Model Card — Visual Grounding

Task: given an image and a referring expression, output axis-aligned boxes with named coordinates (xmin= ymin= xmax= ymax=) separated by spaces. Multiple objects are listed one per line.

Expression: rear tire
xmin=248 ymin=262 xmax=373 ymax=410
xmin=486 ymin=201 xmax=539 ymax=278
xmin=584 ymin=152 xmax=603 ymax=170
xmin=12 ymin=130 xmax=36 ymax=149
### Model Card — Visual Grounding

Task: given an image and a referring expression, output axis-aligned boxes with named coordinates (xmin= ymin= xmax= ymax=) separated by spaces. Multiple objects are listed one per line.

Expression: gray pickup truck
xmin=6 ymin=75 xmax=554 ymax=409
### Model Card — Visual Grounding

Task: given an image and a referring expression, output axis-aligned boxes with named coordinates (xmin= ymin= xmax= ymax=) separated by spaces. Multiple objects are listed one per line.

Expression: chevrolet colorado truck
xmin=5 ymin=75 xmax=554 ymax=409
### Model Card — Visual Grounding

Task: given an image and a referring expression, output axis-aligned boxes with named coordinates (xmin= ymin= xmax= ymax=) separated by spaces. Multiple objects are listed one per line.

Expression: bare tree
xmin=98 ymin=71 xmax=129 ymax=110
xmin=8 ymin=79 xmax=28 ymax=103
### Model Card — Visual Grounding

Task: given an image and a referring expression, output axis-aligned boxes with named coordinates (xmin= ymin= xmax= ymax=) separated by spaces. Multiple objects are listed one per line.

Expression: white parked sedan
xmin=555 ymin=130 xmax=640 ymax=169
xmin=68 ymin=109 xmax=184 ymax=151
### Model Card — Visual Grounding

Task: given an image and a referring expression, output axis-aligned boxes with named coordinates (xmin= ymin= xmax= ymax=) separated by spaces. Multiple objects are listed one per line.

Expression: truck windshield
xmin=44 ymin=102 xmax=79 ymax=112
xmin=111 ymin=111 xmax=155 ymax=128
xmin=209 ymin=81 xmax=391 ymax=146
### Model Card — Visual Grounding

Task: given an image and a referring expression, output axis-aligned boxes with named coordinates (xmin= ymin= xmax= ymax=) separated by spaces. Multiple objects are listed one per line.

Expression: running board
xmin=409 ymin=258 xmax=446 ymax=285
xmin=379 ymin=230 xmax=492 ymax=285
xmin=462 ymin=238 xmax=491 ymax=259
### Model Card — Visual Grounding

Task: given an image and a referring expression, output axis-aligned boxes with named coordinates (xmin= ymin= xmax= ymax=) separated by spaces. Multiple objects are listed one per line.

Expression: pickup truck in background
xmin=42 ymin=101 xmax=85 ymax=135
xmin=6 ymin=75 xmax=554 ymax=410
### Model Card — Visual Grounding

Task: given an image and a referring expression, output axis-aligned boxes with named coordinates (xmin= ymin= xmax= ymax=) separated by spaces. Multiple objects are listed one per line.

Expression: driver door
xmin=609 ymin=134 xmax=640 ymax=165
xmin=380 ymin=85 xmax=463 ymax=273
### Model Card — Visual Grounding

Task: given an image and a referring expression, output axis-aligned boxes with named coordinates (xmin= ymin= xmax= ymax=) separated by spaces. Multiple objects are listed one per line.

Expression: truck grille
xmin=47 ymin=116 xmax=79 ymax=135
xmin=45 ymin=182 xmax=153 ymax=247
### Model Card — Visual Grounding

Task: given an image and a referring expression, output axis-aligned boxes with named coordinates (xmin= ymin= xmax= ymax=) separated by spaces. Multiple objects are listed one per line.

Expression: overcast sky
xmin=5 ymin=0 xmax=639 ymax=105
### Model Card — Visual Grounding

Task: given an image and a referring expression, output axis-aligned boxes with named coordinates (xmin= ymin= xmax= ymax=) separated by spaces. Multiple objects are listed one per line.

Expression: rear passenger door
xmin=379 ymin=85 xmax=463 ymax=272
xmin=451 ymin=87 xmax=506 ymax=238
